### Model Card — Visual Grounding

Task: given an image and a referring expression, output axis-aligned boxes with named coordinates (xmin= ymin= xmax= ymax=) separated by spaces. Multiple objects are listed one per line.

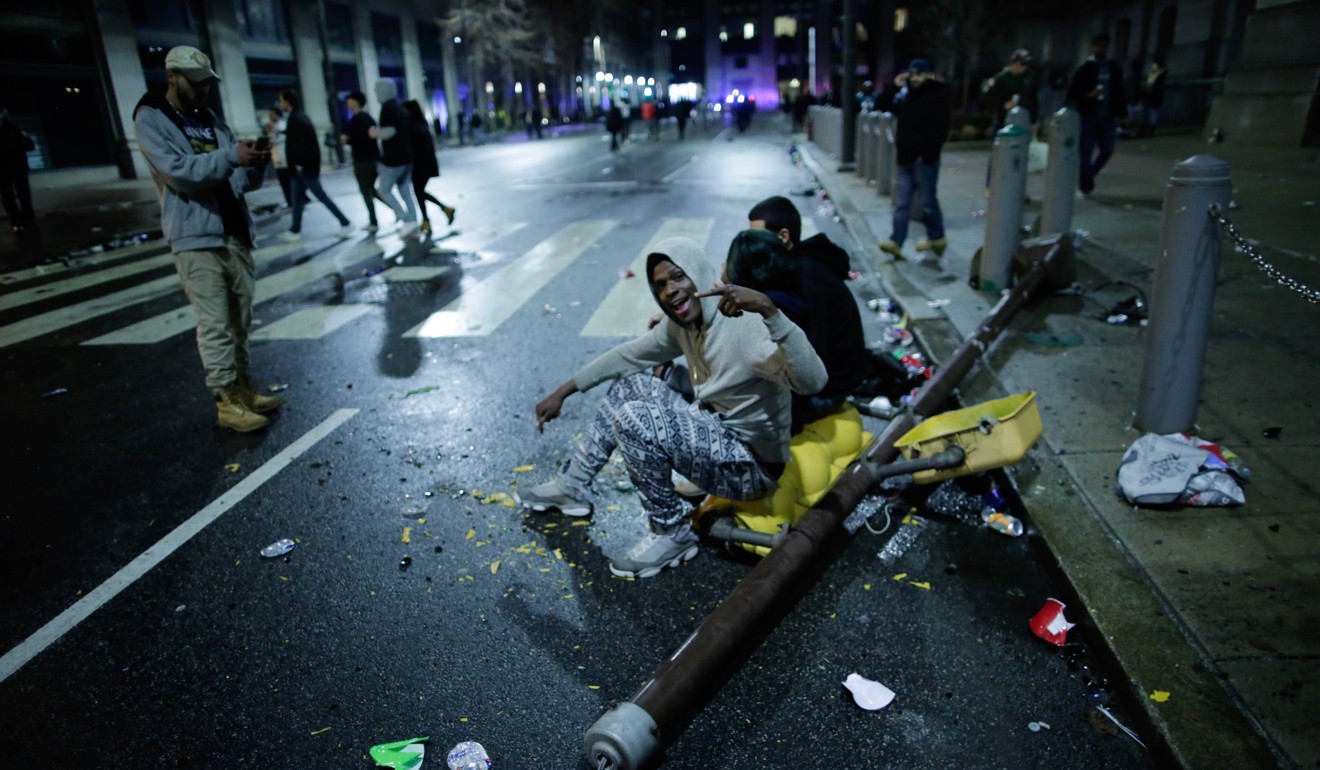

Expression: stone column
xmin=203 ymin=0 xmax=259 ymax=137
xmin=400 ymin=12 xmax=428 ymax=108
xmin=91 ymin=0 xmax=152 ymax=178
xmin=287 ymin=1 xmax=331 ymax=132
xmin=354 ymin=6 xmax=381 ymax=115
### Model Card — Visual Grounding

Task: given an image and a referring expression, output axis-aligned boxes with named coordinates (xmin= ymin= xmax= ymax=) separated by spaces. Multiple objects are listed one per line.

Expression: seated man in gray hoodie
xmin=520 ymin=237 xmax=826 ymax=578
xmin=134 ymin=46 xmax=280 ymax=433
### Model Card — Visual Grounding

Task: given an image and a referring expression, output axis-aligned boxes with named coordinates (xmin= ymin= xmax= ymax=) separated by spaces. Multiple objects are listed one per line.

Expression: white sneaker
xmin=609 ymin=521 xmax=700 ymax=579
xmin=334 ymin=225 xmax=354 ymax=238
xmin=277 ymin=231 xmax=302 ymax=243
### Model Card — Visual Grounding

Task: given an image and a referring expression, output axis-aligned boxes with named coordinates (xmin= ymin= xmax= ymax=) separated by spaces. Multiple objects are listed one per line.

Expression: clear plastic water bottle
xmin=447 ymin=741 xmax=491 ymax=770
xmin=981 ymin=507 xmax=1024 ymax=537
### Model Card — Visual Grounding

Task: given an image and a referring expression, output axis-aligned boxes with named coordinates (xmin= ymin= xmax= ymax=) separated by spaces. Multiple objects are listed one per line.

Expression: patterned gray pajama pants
xmin=561 ymin=373 xmax=775 ymax=527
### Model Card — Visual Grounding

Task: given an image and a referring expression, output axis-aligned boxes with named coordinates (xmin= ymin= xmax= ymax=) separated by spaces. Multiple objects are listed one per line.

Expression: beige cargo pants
xmin=173 ymin=236 xmax=255 ymax=391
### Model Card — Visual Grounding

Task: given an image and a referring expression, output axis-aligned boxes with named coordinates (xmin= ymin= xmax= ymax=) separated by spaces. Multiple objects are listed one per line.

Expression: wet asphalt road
xmin=1 ymin=117 xmax=1155 ymax=769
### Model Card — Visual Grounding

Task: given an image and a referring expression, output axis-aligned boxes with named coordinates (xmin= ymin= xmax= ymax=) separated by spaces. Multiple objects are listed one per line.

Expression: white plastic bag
xmin=1116 ymin=433 xmax=1246 ymax=506
xmin=1027 ymin=140 xmax=1049 ymax=173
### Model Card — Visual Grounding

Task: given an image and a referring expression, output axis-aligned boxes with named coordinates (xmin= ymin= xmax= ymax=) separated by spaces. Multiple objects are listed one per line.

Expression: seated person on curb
xmin=518 ymin=236 xmax=827 ymax=579
xmin=725 ymin=229 xmax=866 ymax=431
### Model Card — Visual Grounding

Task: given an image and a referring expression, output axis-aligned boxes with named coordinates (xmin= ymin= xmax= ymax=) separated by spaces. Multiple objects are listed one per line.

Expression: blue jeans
xmin=1078 ymin=116 xmax=1117 ymax=193
xmin=891 ymin=159 xmax=944 ymax=245
xmin=376 ymin=162 xmax=417 ymax=223
xmin=290 ymin=171 xmax=349 ymax=233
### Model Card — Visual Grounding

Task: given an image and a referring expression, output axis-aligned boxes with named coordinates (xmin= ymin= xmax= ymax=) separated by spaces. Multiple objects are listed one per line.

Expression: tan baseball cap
xmin=164 ymin=46 xmax=221 ymax=83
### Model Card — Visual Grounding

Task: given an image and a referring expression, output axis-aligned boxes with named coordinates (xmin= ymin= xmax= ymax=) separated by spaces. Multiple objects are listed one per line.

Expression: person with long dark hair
xmin=402 ymin=100 xmax=455 ymax=233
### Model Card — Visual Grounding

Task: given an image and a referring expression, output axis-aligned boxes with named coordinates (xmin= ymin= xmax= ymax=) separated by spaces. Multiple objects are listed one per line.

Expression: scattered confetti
xmin=401 ymin=527 xmax=412 ymax=544
xmin=892 ymin=573 xmax=908 ymax=581
xmin=465 ymin=529 xmax=476 ymax=540
xmin=490 ymin=561 xmax=501 ymax=575
xmin=310 ymin=727 xmax=332 ymax=736
xmin=513 ymin=464 xmax=536 ymax=473
xmin=909 ymin=581 xmax=932 ymax=590
xmin=1149 ymin=690 xmax=1170 ymax=703
xmin=225 ymin=463 xmax=241 ymax=473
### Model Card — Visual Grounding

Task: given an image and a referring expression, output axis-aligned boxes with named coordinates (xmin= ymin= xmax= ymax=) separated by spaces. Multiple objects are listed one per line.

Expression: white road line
xmin=249 ymin=304 xmax=374 ymax=340
xmin=661 ymin=155 xmax=698 ymax=183
xmin=0 ymin=240 xmax=164 ymax=286
xmin=407 ymin=219 xmax=619 ymax=337
xmin=82 ymin=238 xmax=390 ymax=346
xmin=580 ymin=218 xmax=714 ymax=337
xmin=0 ymin=241 xmax=307 ymax=349
xmin=0 ymin=253 xmax=175 ymax=313
xmin=0 ymin=408 xmax=359 ymax=685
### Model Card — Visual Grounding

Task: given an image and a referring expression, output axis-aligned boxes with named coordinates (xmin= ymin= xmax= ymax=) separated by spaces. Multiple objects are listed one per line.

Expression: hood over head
xmin=645 ymin=236 xmax=719 ymax=328
xmin=374 ymin=78 xmax=398 ymax=104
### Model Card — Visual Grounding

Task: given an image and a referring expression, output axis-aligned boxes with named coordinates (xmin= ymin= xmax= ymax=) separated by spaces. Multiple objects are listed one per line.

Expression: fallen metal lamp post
xmin=583 ymin=243 xmax=1064 ymax=770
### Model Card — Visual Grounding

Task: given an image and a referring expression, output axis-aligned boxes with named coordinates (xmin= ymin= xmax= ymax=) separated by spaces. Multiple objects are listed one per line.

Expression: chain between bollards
xmin=1209 ymin=205 xmax=1320 ymax=304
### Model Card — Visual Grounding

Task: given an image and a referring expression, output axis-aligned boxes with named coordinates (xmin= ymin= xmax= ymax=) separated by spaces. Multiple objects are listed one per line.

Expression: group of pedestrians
xmin=134 ymin=46 xmax=460 ymax=434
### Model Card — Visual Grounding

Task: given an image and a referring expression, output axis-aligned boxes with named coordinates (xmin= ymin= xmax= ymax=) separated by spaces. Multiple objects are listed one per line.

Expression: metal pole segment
xmin=979 ymin=123 xmax=1030 ymax=292
xmin=877 ymin=112 xmax=895 ymax=196
xmin=583 ymin=243 xmax=1066 ymax=770
xmin=1134 ymin=155 xmax=1232 ymax=433
xmin=854 ymin=110 xmax=869 ymax=177
xmin=1040 ymin=108 xmax=1079 ymax=238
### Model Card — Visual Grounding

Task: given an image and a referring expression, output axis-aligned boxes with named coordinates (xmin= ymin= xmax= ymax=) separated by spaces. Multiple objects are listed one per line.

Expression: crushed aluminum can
xmin=260 ymin=538 xmax=296 ymax=558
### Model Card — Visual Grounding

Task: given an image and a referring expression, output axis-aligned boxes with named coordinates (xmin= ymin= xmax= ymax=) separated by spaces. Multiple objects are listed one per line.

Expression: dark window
xmin=325 ymin=2 xmax=355 ymax=51
xmin=1155 ymin=7 xmax=1177 ymax=67
xmin=417 ymin=21 xmax=443 ymax=65
xmin=129 ymin=0 xmax=203 ymax=31
xmin=372 ymin=12 xmax=403 ymax=59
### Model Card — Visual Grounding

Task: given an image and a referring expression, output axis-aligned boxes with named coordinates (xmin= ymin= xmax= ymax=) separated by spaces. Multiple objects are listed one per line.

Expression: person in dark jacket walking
xmin=1067 ymin=33 xmax=1127 ymax=194
xmin=1138 ymin=62 xmax=1166 ymax=138
xmin=341 ymin=91 xmax=391 ymax=232
xmin=0 ymin=108 xmax=36 ymax=237
xmin=878 ymin=58 xmax=950 ymax=263
xmin=403 ymin=100 xmax=455 ymax=234
xmin=276 ymin=89 xmax=350 ymax=242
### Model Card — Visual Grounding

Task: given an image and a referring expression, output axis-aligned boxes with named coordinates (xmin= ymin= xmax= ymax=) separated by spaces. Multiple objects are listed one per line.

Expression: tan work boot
xmin=216 ymin=386 xmax=269 ymax=433
xmin=879 ymin=240 xmax=903 ymax=258
xmin=915 ymin=237 xmax=948 ymax=256
xmin=235 ymin=374 xmax=283 ymax=414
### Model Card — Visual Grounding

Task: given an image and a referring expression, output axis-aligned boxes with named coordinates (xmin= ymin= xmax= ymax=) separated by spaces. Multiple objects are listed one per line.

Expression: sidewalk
xmin=800 ymin=131 xmax=1320 ymax=769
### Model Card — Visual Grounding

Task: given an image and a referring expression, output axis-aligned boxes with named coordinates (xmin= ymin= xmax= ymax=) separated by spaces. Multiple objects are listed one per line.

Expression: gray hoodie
xmin=133 ymin=92 xmax=262 ymax=254
xmin=571 ymin=237 xmax=827 ymax=463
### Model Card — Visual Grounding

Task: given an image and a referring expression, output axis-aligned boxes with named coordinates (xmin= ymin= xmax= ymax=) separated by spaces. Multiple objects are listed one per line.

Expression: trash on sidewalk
xmin=41 ymin=387 xmax=69 ymax=398
xmin=1027 ymin=721 xmax=1051 ymax=732
xmin=225 ymin=463 xmax=241 ymax=473
xmin=399 ymin=555 xmax=413 ymax=571
xmin=982 ymin=508 xmax=1024 ymax=537
xmin=260 ymin=538 xmax=296 ymax=558
xmin=267 ymin=383 xmax=290 ymax=392
xmin=854 ymin=395 xmax=899 ymax=419
xmin=1094 ymin=706 xmax=1146 ymax=748
xmin=1104 ymin=295 xmax=1147 ymax=326
xmin=1262 ymin=426 xmax=1282 ymax=439
xmin=370 ymin=736 xmax=428 ymax=770
xmin=1149 ymin=690 xmax=1171 ymax=703
xmin=842 ymin=672 xmax=895 ymax=710
xmin=1029 ymin=598 xmax=1075 ymax=646
xmin=447 ymin=740 xmax=492 ymax=769
xmin=391 ymin=385 xmax=441 ymax=400
xmin=1116 ymin=433 xmax=1248 ymax=507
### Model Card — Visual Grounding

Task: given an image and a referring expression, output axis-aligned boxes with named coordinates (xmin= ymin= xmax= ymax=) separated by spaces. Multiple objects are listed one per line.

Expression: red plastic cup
xmin=1030 ymin=598 xmax=1075 ymax=646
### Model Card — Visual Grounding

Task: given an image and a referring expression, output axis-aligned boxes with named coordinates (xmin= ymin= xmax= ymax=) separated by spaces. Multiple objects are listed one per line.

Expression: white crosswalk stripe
xmin=580 ymin=218 xmax=714 ymax=337
xmin=250 ymin=305 xmax=375 ymax=340
xmin=407 ymin=219 xmax=619 ymax=338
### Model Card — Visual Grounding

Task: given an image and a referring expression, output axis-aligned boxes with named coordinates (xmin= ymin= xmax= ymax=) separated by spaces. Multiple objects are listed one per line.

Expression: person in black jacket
xmin=340 ymin=91 xmax=392 ymax=232
xmin=0 ymin=108 xmax=36 ymax=236
xmin=402 ymin=100 xmax=455 ymax=234
xmin=878 ymin=58 xmax=950 ymax=263
xmin=1138 ymin=61 xmax=1166 ymax=138
xmin=724 ymin=228 xmax=863 ymax=431
xmin=1067 ymin=33 xmax=1127 ymax=194
xmin=277 ymin=89 xmax=350 ymax=241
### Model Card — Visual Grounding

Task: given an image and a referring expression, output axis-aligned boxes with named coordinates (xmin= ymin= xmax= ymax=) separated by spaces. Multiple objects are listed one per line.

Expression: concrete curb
xmin=794 ymin=135 xmax=1282 ymax=769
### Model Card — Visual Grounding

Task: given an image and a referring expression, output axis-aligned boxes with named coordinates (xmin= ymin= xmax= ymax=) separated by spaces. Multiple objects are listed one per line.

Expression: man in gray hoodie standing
xmin=369 ymin=78 xmax=417 ymax=232
xmin=520 ymin=236 xmax=826 ymax=578
xmin=134 ymin=46 xmax=281 ymax=433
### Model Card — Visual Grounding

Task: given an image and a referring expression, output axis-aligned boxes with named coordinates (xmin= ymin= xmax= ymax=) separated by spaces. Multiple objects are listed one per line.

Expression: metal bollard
xmin=877 ymin=112 xmax=895 ymax=196
xmin=1134 ymin=156 xmax=1232 ymax=433
xmin=855 ymin=111 xmax=869 ymax=178
xmin=865 ymin=112 xmax=882 ymax=184
xmin=1040 ymin=108 xmax=1080 ymax=238
xmin=1008 ymin=105 xmax=1032 ymax=133
xmin=979 ymin=123 xmax=1031 ymax=292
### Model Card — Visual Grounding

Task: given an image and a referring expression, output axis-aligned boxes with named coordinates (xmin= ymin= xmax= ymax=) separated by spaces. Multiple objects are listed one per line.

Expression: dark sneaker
xmin=517 ymin=478 xmax=592 ymax=517
xmin=608 ymin=521 xmax=700 ymax=579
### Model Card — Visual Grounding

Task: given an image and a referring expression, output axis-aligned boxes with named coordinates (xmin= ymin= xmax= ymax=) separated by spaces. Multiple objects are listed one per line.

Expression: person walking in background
xmin=370 ymin=78 xmax=417 ymax=233
xmin=262 ymin=108 xmax=295 ymax=208
xmin=1067 ymin=33 xmax=1127 ymax=194
xmin=675 ymin=99 xmax=693 ymax=140
xmin=982 ymin=49 xmax=1040 ymax=132
xmin=134 ymin=46 xmax=279 ymax=433
xmin=0 ymin=108 xmax=36 ymax=237
xmin=1139 ymin=62 xmax=1167 ymax=138
xmin=606 ymin=103 xmax=624 ymax=152
xmin=878 ymin=58 xmax=950 ymax=264
xmin=403 ymin=99 xmax=455 ymax=234
xmin=341 ymin=90 xmax=391 ymax=232
xmin=276 ymin=89 xmax=351 ymax=242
